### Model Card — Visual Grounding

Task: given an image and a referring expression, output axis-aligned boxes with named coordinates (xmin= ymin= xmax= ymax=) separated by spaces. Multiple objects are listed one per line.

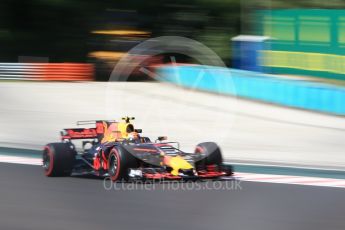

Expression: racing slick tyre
xmin=108 ymin=146 xmax=140 ymax=181
xmin=194 ymin=142 xmax=233 ymax=176
xmin=194 ymin=142 xmax=223 ymax=166
xmin=43 ymin=142 xmax=77 ymax=177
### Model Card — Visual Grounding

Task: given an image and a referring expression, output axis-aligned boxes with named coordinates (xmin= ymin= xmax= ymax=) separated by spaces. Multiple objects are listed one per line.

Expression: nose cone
xmin=167 ymin=156 xmax=193 ymax=176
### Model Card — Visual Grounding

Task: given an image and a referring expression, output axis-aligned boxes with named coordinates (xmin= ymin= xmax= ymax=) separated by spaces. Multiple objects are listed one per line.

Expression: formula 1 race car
xmin=43 ymin=117 xmax=233 ymax=181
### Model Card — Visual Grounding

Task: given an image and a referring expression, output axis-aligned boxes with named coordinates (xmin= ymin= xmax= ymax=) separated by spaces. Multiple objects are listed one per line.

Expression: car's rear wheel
xmin=43 ymin=142 xmax=76 ymax=177
xmin=108 ymin=146 xmax=139 ymax=181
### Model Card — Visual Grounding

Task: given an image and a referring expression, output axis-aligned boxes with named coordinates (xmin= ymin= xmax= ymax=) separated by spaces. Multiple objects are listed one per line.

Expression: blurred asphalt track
xmin=1 ymin=162 xmax=345 ymax=230
xmin=0 ymin=82 xmax=345 ymax=169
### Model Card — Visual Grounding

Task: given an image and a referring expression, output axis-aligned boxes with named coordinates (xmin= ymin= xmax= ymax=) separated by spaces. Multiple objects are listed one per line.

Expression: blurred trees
xmin=0 ymin=0 xmax=94 ymax=62
xmin=0 ymin=0 xmax=240 ymax=64
xmin=0 ymin=0 xmax=344 ymax=64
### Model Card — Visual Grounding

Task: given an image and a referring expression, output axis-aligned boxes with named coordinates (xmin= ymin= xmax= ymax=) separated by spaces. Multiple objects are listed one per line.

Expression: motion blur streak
xmin=0 ymin=63 xmax=94 ymax=81
xmin=91 ymin=30 xmax=150 ymax=37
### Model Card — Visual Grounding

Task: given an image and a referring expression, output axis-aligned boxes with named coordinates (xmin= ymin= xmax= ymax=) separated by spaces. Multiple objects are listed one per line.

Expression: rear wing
xmin=76 ymin=120 xmax=117 ymax=126
xmin=61 ymin=128 xmax=98 ymax=140
xmin=60 ymin=118 xmax=138 ymax=142
xmin=60 ymin=120 xmax=111 ymax=141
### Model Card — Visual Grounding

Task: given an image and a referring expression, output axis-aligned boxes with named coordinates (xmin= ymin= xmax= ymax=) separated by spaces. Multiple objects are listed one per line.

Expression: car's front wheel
xmin=194 ymin=142 xmax=232 ymax=176
xmin=107 ymin=146 xmax=139 ymax=181
xmin=194 ymin=142 xmax=223 ymax=166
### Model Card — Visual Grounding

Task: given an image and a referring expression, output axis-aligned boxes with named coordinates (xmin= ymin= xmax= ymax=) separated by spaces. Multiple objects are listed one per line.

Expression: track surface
xmin=1 ymin=163 xmax=345 ymax=230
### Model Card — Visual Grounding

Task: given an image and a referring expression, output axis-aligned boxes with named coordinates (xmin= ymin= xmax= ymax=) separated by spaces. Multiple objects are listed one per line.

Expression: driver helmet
xmin=128 ymin=131 xmax=140 ymax=141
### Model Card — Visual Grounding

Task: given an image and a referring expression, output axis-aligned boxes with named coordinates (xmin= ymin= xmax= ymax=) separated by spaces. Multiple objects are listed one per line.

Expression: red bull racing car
xmin=43 ymin=117 xmax=233 ymax=181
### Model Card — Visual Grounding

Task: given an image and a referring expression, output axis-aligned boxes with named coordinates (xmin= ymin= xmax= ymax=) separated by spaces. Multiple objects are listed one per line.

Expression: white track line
xmin=0 ymin=155 xmax=41 ymax=166
xmin=227 ymin=162 xmax=345 ymax=172
xmin=235 ymin=172 xmax=345 ymax=188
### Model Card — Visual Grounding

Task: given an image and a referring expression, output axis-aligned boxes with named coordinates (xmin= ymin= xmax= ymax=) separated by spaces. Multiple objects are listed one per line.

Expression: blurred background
xmin=0 ymin=0 xmax=240 ymax=80
xmin=0 ymin=1 xmax=343 ymax=79
xmin=1 ymin=0 xmax=345 ymax=83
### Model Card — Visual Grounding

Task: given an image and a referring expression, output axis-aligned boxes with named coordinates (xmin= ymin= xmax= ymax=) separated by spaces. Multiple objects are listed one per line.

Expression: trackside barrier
xmin=156 ymin=65 xmax=345 ymax=116
xmin=0 ymin=63 xmax=94 ymax=81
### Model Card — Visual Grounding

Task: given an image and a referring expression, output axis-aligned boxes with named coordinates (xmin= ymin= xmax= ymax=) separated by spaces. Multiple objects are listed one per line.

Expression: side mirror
xmin=157 ymin=136 xmax=167 ymax=141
